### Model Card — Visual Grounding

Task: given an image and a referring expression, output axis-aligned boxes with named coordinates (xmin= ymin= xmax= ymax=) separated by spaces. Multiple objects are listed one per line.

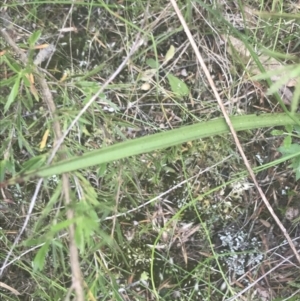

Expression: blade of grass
xmin=2 ymin=113 xmax=299 ymax=186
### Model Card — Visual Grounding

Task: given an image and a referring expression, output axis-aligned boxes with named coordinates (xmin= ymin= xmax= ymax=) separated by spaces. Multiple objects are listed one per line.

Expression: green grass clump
xmin=1 ymin=1 xmax=300 ymax=300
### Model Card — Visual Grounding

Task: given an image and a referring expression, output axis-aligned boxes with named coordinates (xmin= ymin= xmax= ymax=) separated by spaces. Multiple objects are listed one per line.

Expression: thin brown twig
xmin=169 ymin=0 xmax=300 ymax=268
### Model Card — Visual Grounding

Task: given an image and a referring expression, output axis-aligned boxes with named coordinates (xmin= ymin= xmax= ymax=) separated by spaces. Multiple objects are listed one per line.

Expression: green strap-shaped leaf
xmin=3 ymin=113 xmax=300 ymax=185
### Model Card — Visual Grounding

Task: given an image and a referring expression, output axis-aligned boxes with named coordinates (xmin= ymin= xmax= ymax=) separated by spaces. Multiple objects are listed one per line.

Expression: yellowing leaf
xmin=59 ymin=71 xmax=69 ymax=82
xmin=164 ymin=45 xmax=175 ymax=64
xmin=25 ymin=73 xmax=39 ymax=101
xmin=39 ymin=129 xmax=49 ymax=151
xmin=34 ymin=43 xmax=52 ymax=49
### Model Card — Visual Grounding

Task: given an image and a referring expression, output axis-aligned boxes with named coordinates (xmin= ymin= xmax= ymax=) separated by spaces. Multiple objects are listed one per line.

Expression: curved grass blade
xmin=2 ymin=113 xmax=299 ymax=186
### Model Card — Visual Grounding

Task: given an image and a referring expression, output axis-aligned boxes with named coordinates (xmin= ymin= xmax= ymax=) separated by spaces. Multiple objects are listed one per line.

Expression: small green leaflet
xmin=0 ymin=160 xmax=7 ymax=182
xmin=5 ymin=74 xmax=21 ymax=113
xmin=167 ymin=73 xmax=189 ymax=97
xmin=164 ymin=45 xmax=175 ymax=64
xmin=145 ymin=51 xmax=189 ymax=97
xmin=33 ymin=242 xmax=50 ymax=271
xmin=28 ymin=30 xmax=42 ymax=48
xmin=278 ymin=143 xmax=300 ymax=180
xmin=140 ymin=271 xmax=149 ymax=281
xmin=146 ymin=58 xmax=159 ymax=69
